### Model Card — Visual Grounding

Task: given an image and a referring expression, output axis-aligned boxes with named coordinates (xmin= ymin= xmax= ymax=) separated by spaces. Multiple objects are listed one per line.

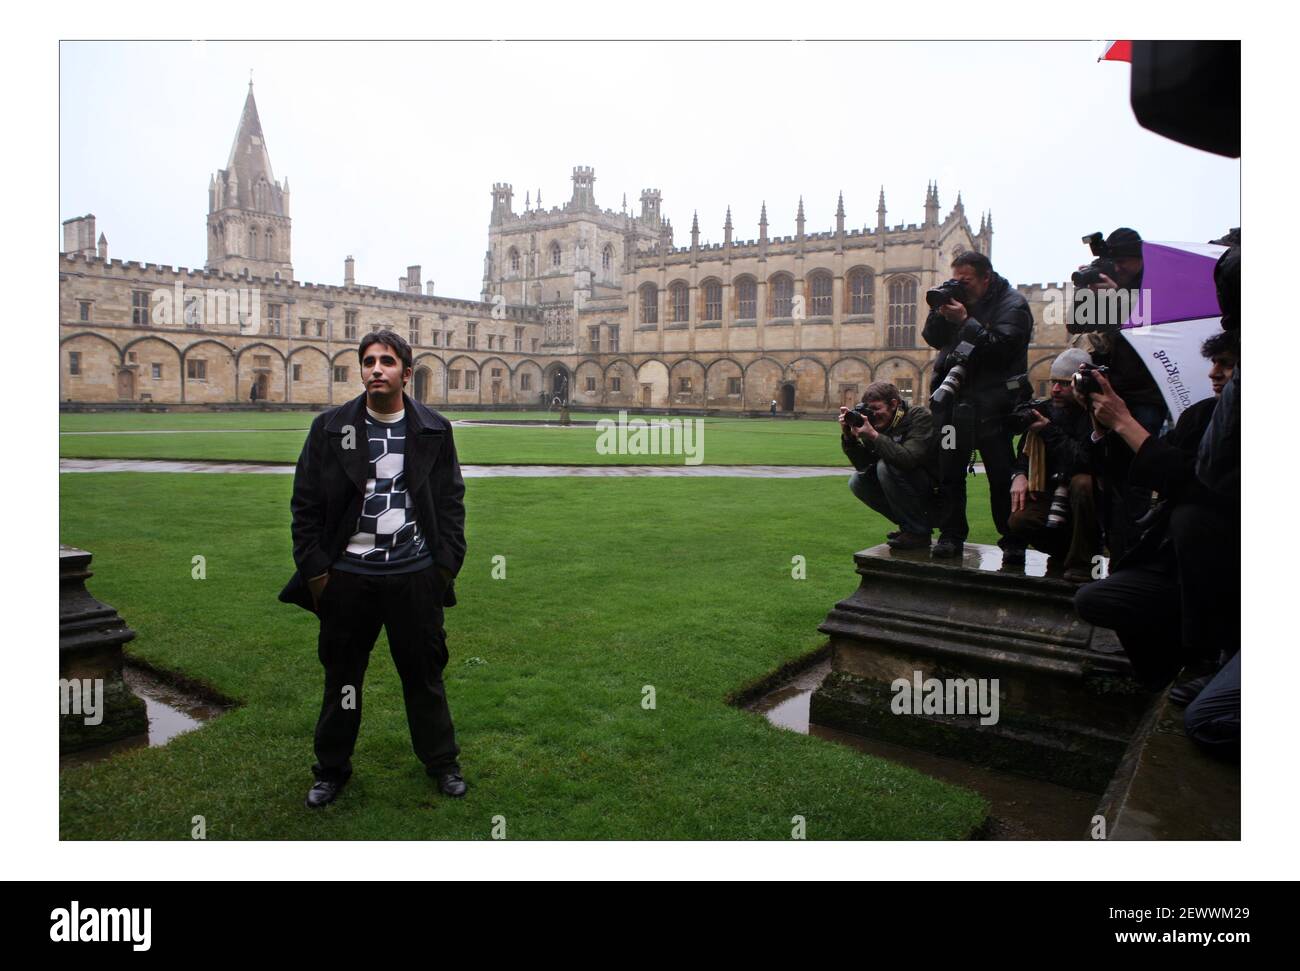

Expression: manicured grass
xmin=60 ymin=411 xmax=849 ymax=466
xmin=59 ymin=472 xmax=996 ymax=840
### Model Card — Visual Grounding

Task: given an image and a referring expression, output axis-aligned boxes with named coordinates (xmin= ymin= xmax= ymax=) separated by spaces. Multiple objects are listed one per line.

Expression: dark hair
xmin=862 ymin=381 xmax=902 ymax=406
xmin=1201 ymin=329 xmax=1239 ymax=360
xmin=358 ymin=329 xmax=413 ymax=372
xmin=951 ymin=251 xmax=993 ymax=279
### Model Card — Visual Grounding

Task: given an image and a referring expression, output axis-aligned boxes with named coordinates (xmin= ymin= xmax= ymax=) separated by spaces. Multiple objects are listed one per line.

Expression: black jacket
xmin=278 ymin=392 xmax=467 ymax=613
xmin=1113 ymin=396 xmax=1232 ymax=569
xmin=841 ymin=403 xmax=940 ymax=480
xmin=923 ymin=271 xmax=1033 ymax=406
xmin=1010 ymin=400 xmax=1093 ymax=483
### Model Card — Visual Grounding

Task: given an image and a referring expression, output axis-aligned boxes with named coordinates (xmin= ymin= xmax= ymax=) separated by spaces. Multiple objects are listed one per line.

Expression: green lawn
xmin=59 ymin=472 xmax=996 ymax=840
xmin=60 ymin=411 xmax=849 ymax=466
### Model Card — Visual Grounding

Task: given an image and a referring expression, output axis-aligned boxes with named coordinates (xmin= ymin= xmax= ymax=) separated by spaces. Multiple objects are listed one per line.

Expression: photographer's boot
xmin=888 ymin=531 xmax=931 ymax=552
xmin=932 ymin=537 xmax=963 ymax=558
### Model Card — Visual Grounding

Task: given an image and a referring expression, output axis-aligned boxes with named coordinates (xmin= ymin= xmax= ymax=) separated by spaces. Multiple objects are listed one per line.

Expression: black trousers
xmin=1074 ymin=502 xmax=1238 ymax=689
xmin=312 ymin=565 xmax=460 ymax=783
xmin=935 ymin=401 xmax=1016 ymax=543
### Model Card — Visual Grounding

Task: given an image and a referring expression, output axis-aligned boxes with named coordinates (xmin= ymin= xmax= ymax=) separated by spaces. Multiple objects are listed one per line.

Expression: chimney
xmin=61 ymin=214 xmax=96 ymax=257
xmin=344 ymin=256 xmax=355 ymax=287
xmin=407 ymin=265 xmax=421 ymax=293
xmin=97 ymin=232 xmax=108 ymax=262
xmin=399 ymin=276 xmax=408 ymax=292
xmin=426 ymin=280 xmax=435 ymax=296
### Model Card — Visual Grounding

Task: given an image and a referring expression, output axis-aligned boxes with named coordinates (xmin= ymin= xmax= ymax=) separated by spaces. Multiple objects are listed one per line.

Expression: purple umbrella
xmin=1117 ymin=240 xmax=1226 ymax=418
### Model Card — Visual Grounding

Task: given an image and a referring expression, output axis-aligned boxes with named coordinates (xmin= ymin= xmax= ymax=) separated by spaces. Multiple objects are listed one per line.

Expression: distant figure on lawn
xmin=279 ymin=328 xmax=469 ymax=808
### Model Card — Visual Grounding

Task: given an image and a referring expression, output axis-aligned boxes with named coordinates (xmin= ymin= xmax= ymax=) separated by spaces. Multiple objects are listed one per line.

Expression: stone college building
xmin=60 ymin=85 xmax=1075 ymax=412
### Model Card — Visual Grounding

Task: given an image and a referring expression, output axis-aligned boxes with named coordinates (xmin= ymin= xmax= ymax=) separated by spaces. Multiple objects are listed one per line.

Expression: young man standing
xmin=279 ymin=329 xmax=468 ymax=808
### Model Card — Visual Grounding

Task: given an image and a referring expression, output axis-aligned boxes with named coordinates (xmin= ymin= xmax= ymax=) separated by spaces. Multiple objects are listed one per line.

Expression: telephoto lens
xmin=930 ymin=363 xmax=966 ymax=408
xmin=1045 ymin=481 xmax=1070 ymax=528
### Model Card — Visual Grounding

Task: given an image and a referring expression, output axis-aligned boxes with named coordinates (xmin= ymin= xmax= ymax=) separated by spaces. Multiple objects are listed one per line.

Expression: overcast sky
xmin=59 ymin=40 xmax=1240 ymax=297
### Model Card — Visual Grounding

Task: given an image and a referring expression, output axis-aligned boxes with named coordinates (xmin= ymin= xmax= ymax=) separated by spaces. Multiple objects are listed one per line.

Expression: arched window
xmin=509 ymin=247 xmax=520 ymax=273
xmin=735 ymin=276 xmax=757 ymax=320
xmin=770 ymin=275 xmax=793 ymax=318
xmin=265 ymin=229 xmax=274 ymax=259
xmin=669 ymin=282 xmax=690 ymax=323
xmin=602 ymin=245 xmax=613 ymax=271
xmin=551 ymin=242 xmax=562 ymax=267
xmin=888 ymin=277 xmax=918 ymax=348
xmin=701 ymin=280 xmax=722 ymax=322
xmin=849 ymin=269 xmax=875 ymax=315
xmin=809 ymin=272 xmax=833 ymax=316
xmin=640 ymin=284 xmax=658 ymax=324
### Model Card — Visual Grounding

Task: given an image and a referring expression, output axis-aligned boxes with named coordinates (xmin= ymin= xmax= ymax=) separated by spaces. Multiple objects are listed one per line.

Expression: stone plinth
xmin=810 ymin=543 xmax=1151 ymax=791
xmin=59 ymin=546 xmax=147 ymax=752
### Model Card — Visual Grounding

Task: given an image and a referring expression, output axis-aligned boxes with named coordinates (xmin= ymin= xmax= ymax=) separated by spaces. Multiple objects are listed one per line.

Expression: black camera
xmin=843 ymin=403 xmax=869 ymax=429
xmin=1007 ymin=397 xmax=1050 ymax=434
xmin=925 ymin=278 xmax=968 ymax=310
xmin=1071 ymin=258 xmax=1120 ymax=289
xmin=1072 ymin=362 xmax=1110 ymax=397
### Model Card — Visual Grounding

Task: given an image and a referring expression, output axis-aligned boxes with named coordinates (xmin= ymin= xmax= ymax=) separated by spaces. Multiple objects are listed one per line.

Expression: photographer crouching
xmin=1005 ymin=348 xmax=1099 ymax=582
xmin=1073 ymin=330 xmax=1239 ymax=695
xmin=841 ymin=381 xmax=940 ymax=551
xmin=923 ymin=252 xmax=1034 ymax=559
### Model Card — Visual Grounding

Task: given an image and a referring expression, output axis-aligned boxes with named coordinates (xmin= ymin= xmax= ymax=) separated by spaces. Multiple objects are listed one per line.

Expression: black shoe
xmin=1001 ymin=545 xmax=1026 ymax=565
xmin=888 ymin=531 xmax=931 ymax=551
xmin=886 ymin=529 xmax=903 ymax=540
xmin=932 ymin=538 xmax=963 ymax=558
xmin=434 ymin=771 xmax=468 ymax=798
xmin=305 ymin=779 xmax=345 ymax=809
xmin=1168 ymin=674 xmax=1214 ymax=708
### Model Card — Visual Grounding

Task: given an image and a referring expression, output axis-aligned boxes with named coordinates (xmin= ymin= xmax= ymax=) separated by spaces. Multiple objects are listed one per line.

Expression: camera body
xmin=1007 ymin=397 xmax=1051 ymax=434
xmin=1071 ymin=258 xmax=1119 ymax=289
xmin=1072 ymin=362 xmax=1110 ymax=397
xmin=843 ymin=402 xmax=870 ymax=429
xmin=925 ymin=278 xmax=968 ymax=311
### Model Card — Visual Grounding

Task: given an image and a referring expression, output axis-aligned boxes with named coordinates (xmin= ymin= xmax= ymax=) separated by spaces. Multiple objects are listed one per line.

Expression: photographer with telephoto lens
xmin=1068 ymin=227 xmax=1169 ymax=561
xmin=922 ymin=251 xmax=1034 ymax=559
xmin=1004 ymin=348 xmax=1099 ymax=582
xmin=841 ymin=381 xmax=940 ymax=551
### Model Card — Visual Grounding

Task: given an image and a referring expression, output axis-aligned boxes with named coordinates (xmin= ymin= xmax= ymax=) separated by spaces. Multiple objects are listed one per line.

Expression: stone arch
xmin=600 ymin=357 xmax=635 ymax=406
xmin=743 ymin=357 xmax=784 ymax=410
xmin=668 ymin=358 xmax=706 ymax=406
xmin=634 ymin=359 xmax=670 ymax=408
xmin=574 ymin=359 xmax=605 ymax=404
xmin=60 ymin=332 xmax=123 ymax=403
xmin=829 ymin=356 xmax=874 ymax=409
xmin=705 ymin=356 xmax=745 ymax=408
xmin=412 ymin=352 xmax=447 ymax=404
xmin=871 ymin=355 xmax=925 ymax=406
xmin=181 ymin=338 xmax=239 ymax=404
xmin=479 ymin=356 xmax=512 ymax=405
xmin=235 ymin=341 xmax=287 ymax=404
xmin=287 ymin=345 xmax=331 ymax=405
xmin=543 ymin=361 xmax=573 ymax=405
xmin=514 ymin=359 xmax=544 ymax=402
xmin=120 ymin=336 xmax=183 ymax=404
xmin=783 ymin=357 xmax=829 ymax=410
xmin=445 ymin=354 xmax=483 ymax=405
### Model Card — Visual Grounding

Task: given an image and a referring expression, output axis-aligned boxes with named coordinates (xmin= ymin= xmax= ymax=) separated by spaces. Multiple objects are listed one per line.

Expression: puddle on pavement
xmin=748 ymin=659 xmax=1098 ymax=840
xmin=60 ymin=664 xmax=230 ymax=770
